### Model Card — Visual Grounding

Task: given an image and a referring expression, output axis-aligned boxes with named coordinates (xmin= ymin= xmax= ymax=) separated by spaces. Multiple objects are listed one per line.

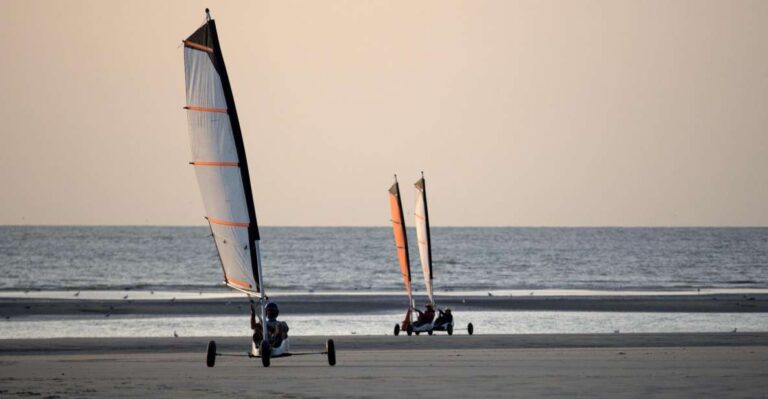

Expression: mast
xmin=414 ymin=171 xmax=433 ymax=304
xmin=389 ymin=175 xmax=412 ymax=306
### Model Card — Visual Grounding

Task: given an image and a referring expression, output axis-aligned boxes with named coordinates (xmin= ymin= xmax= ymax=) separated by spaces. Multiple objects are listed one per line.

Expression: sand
xmin=1 ymin=333 xmax=767 ymax=398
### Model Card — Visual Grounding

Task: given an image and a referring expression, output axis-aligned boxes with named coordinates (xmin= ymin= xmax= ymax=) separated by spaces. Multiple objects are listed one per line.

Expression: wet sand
xmin=2 ymin=293 xmax=766 ymax=317
xmin=1 ymin=334 xmax=767 ymax=398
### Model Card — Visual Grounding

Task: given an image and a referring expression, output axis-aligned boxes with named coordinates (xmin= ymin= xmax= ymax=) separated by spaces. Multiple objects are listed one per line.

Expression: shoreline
xmin=2 ymin=293 xmax=766 ymax=317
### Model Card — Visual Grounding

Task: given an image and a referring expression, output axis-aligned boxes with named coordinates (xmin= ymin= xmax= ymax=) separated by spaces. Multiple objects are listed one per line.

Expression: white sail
xmin=183 ymin=18 xmax=262 ymax=296
xmin=414 ymin=175 xmax=433 ymax=304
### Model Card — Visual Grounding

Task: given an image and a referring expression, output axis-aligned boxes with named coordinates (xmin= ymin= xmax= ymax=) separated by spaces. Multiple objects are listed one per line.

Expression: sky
xmin=1 ymin=0 xmax=766 ymax=226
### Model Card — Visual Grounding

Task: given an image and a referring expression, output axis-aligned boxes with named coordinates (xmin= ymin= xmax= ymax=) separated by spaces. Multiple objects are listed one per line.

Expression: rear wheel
xmin=394 ymin=324 xmax=400 ymax=336
xmin=260 ymin=340 xmax=271 ymax=367
xmin=206 ymin=340 xmax=216 ymax=367
xmin=467 ymin=323 xmax=474 ymax=336
xmin=406 ymin=324 xmax=413 ymax=336
xmin=326 ymin=339 xmax=336 ymax=366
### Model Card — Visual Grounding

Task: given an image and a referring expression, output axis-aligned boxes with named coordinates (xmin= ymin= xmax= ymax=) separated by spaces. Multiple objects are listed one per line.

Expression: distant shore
xmin=1 ymin=334 xmax=767 ymax=398
xmin=1 ymin=292 xmax=766 ymax=318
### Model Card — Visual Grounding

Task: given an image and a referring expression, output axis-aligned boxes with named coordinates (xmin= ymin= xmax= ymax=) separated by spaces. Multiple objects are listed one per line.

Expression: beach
xmin=1 ymin=334 xmax=767 ymax=398
xmin=1 ymin=227 xmax=766 ymax=397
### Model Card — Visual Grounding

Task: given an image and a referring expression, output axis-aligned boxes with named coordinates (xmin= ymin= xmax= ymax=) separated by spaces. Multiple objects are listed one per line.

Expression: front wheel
xmin=260 ymin=340 xmax=271 ymax=367
xmin=467 ymin=323 xmax=474 ymax=336
xmin=428 ymin=330 xmax=433 ymax=336
xmin=447 ymin=325 xmax=454 ymax=336
xmin=206 ymin=340 xmax=216 ymax=367
xmin=394 ymin=324 xmax=400 ymax=336
xmin=326 ymin=339 xmax=336 ymax=366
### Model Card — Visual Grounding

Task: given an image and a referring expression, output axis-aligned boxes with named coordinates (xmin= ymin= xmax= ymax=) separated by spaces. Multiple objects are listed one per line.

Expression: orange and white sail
xmin=414 ymin=173 xmax=433 ymax=304
xmin=389 ymin=176 xmax=412 ymax=304
xmin=183 ymin=14 xmax=263 ymax=297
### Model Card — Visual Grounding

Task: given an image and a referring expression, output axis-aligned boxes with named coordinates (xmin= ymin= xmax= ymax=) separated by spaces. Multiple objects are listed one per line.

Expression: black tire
xmin=447 ymin=325 xmax=454 ymax=336
xmin=260 ymin=340 xmax=271 ymax=367
xmin=468 ymin=323 xmax=474 ymax=336
xmin=428 ymin=330 xmax=433 ymax=336
xmin=415 ymin=331 xmax=420 ymax=336
xmin=326 ymin=339 xmax=336 ymax=366
xmin=394 ymin=324 xmax=400 ymax=336
xmin=406 ymin=324 xmax=413 ymax=336
xmin=206 ymin=340 xmax=216 ymax=367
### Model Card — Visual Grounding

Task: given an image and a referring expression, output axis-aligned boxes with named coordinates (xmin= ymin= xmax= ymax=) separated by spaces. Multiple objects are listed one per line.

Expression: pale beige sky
xmin=1 ymin=0 xmax=766 ymax=226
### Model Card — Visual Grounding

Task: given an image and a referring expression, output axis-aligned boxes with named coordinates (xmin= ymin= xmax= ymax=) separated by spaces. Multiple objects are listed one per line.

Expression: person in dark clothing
xmin=414 ymin=302 xmax=436 ymax=327
xmin=251 ymin=301 xmax=289 ymax=348
xmin=434 ymin=307 xmax=453 ymax=325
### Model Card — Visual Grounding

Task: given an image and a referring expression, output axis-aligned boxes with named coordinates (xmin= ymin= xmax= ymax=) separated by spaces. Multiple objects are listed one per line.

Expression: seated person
xmin=251 ymin=301 xmax=289 ymax=348
xmin=434 ymin=307 xmax=453 ymax=325
xmin=413 ymin=302 xmax=435 ymax=327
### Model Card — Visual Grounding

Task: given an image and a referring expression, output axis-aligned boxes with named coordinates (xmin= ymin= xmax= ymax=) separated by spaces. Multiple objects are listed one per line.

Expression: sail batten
xmin=414 ymin=175 xmax=433 ymax=304
xmin=191 ymin=161 xmax=240 ymax=167
xmin=184 ymin=106 xmax=228 ymax=113
xmin=183 ymin=40 xmax=214 ymax=53
xmin=206 ymin=217 xmax=250 ymax=227
xmin=183 ymin=17 xmax=263 ymax=297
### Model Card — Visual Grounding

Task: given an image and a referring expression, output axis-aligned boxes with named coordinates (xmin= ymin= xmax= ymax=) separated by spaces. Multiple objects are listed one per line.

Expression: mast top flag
xmin=183 ymin=9 xmax=264 ymax=298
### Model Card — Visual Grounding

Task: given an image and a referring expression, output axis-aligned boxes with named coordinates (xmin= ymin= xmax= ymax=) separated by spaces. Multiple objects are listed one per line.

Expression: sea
xmin=2 ymin=226 xmax=767 ymax=338
xmin=1 ymin=226 xmax=766 ymax=292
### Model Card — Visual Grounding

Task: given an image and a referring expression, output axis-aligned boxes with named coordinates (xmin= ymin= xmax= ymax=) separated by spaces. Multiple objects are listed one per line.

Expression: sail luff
xmin=389 ymin=179 xmax=412 ymax=301
xmin=414 ymin=175 xmax=433 ymax=304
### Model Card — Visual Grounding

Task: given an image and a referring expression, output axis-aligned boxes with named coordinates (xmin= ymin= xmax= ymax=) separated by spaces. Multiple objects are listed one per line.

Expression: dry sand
xmin=1 ymin=334 xmax=767 ymax=398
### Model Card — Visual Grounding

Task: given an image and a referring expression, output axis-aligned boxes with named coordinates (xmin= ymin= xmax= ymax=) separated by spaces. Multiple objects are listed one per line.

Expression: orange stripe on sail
xmin=183 ymin=40 xmax=214 ymax=53
xmin=207 ymin=217 xmax=249 ymax=227
xmin=190 ymin=161 xmax=240 ymax=167
xmin=184 ymin=106 xmax=228 ymax=113
xmin=227 ymin=276 xmax=252 ymax=289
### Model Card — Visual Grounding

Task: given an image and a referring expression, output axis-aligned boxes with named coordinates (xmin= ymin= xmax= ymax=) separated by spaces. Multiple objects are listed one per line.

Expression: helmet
xmin=426 ymin=303 xmax=434 ymax=309
xmin=265 ymin=302 xmax=279 ymax=320
xmin=445 ymin=308 xmax=452 ymax=314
